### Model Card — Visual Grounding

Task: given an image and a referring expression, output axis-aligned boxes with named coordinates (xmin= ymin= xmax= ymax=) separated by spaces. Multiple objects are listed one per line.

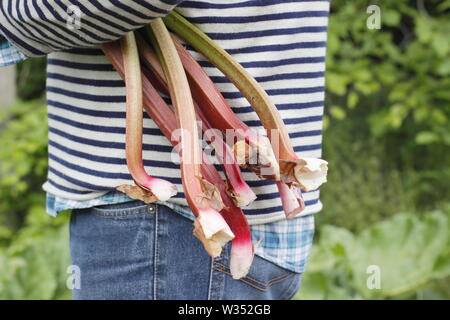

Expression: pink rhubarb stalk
xmin=135 ymin=35 xmax=256 ymax=207
xmin=102 ymin=39 xmax=253 ymax=278
xmin=147 ymin=19 xmax=234 ymax=257
xmin=115 ymin=32 xmax=177 ymax=202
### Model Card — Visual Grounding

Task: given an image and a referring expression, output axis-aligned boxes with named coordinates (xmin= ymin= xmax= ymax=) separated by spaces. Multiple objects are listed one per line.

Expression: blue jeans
xmin=70 ymin=200 xmax=302 ymax=300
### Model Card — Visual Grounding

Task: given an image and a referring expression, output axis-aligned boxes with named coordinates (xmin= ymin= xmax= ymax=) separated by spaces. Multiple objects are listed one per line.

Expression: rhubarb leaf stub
xmin=197 ymin=177 xmax=225 ymax=212
xmin=294 ymin=158 xmax=328 ymax=192
xmin=116 ymin=184 xmax=159 ymax=203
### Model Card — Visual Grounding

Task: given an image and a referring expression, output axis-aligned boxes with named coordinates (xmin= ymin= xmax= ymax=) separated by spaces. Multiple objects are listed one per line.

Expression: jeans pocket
xmin=213 ymin=255 xmax=302 ymax=300
xmin=74 ymin=200 xmax=154 ymax=218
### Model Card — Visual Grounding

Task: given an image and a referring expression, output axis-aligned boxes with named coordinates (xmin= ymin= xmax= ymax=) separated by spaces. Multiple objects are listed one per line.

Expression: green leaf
xmin=437 ymin=59 xmax=450 ymax=76
xmin=329 ymin=105 xmax=346 ymax=120
xmin=347 ymin=91 xmax=359 ymax=109
xmin=298 ymin=210 xmax=450 ymax=300
xmin=326 ymin=72 xmax=350 ymax=96
xmin=432 ymin=34 xmax=450 ymax=57
xmin=416 ymin=131 xmax=440 ymax=144
xmin=415 ymin=17 xmax=433 ymax=43
xmin=347 ymin=213 xmax=450 ymax=298
xmin=383 ymin=10 xmax=401 ymax=27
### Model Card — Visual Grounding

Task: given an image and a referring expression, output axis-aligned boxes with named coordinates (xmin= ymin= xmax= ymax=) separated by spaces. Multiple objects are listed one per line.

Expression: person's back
xmin=0 ymin=0 xmax=329 ymax=299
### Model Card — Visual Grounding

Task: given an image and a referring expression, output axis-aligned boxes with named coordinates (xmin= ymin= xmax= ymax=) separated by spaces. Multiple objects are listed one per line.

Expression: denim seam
xmin=91 ymin=204 xmax=149 ymax=213
xmin=217 ymin=267 xmax=293 ymax=291
xmin=213 ymin=261 xmax=292 ymax=286
xmin=153 ymin=206 xmax=159 ymax=300
xmin=279 ymin=274 xmax=302 ymax=300
xmin=211 ymin=266 xmax=294 ymax=292
xmin=207 ymin=258 xmax=214 ymax=300
xmin=91 ymin=211 xmax=149 ymax=219
xmin=208 ymin=246 xmax=229 ymax=300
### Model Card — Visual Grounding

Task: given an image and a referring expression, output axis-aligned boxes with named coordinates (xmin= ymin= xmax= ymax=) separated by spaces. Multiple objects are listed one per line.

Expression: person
xmin=0 ymin=0 xmax=329 ymax=300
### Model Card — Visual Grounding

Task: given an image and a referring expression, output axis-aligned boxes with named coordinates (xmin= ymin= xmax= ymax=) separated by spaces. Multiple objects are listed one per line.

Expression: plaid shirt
xmin=1 ymin=37 xmax=314 ymax=274
xmin=0 ymin=35 xmax=25 ymax=66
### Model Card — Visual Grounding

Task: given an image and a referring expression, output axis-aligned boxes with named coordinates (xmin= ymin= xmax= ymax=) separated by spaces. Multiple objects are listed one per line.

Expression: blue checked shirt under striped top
xmin=0 ymin=0 xmax=329 ymax=273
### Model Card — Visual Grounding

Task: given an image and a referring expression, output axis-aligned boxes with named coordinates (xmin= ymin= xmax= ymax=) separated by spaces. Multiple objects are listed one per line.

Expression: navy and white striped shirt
xmin=0 ymin=0 xmax=329 ymax=272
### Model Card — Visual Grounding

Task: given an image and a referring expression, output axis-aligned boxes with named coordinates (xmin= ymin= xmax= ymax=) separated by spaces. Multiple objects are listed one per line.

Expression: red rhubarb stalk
xmin=197 ymin=110 xmax=257 ymax=208
xmin=147 ymin=19 xmax=234 ymax=257
xmin=170 ymin=35 xmax=280 ymax=181
xmin=102 ymin=39 xmax=253 ymax=278
xmin=116 ymin=32 xmax=177 ymax=202
xmin=135 ymin=35 xmax=256 ymax=207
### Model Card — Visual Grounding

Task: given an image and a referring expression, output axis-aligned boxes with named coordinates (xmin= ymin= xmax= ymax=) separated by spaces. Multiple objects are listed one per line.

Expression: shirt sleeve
xmin=0 ymin=35 xmax=26 ymax=66
xmin=0 ymin=0 xmax=185 ymax=57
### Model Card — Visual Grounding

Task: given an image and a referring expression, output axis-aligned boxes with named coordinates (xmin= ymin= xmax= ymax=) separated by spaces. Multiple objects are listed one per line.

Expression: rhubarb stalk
xmin=169 ymin=35 xmax=280 ymax=181
xmin=163 ymin=11 xmax=328 ymax=196
xmin=146 ymin=19 xmax=234 ymax=257
xmin=160 ymin=33 xmax=305 ymax=217
xmin=135 ymin=35 xmax=256 ymax=208
xmin=116 ymin=32 xmax=177 ymax=203
xmin=102 ymin=39 xmax=253 ymax=278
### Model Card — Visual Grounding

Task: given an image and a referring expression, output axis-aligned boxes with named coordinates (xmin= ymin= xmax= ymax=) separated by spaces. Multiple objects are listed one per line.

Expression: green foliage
xmin=318 ymin=118 xmax=450 ymax=232
xmin=0 ymin=209 xmax=71 ymax=300
xmin=295 ymin=209 xmax=450 ymax=300
xmin=16 ymin=58 xmax=47 ymax=101
xmin=326 ymin=0 xmax=450 ymax=147
xmin=0 ymin=100 xmax=71 ymax=300
xmin=0 ymin=100 xmax=48 ymax=231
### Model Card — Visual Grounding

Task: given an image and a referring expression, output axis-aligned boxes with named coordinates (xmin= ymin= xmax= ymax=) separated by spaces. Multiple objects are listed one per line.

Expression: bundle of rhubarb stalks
xmin=101 ymin=12 xmax=328 ymax=279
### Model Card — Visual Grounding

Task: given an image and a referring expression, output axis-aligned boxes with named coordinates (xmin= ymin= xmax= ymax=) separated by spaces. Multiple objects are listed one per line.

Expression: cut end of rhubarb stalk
xmin=117 ymin=178 xmax=178 ymax=203
xmin=281 ymin=157 xmax=328 ymax=192
xmin=193 ymin=208 xmax=235 ymax=257
xmin=293 ymin=158 xmax=328 ymax=192
xmin=277 ymin=181 xmax=305 ymax=219
xmin=142 ymin=177 xmax=178 ymax=201
xmin=230 ymin=241 xmax=254 ymax=279
xmin=233 ymin=139 xmax=280 ymax=181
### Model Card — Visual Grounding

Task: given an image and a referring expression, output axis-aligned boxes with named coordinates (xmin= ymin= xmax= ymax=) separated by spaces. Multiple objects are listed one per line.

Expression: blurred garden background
xmin=0 ymin=0 xmax=449 ymax=299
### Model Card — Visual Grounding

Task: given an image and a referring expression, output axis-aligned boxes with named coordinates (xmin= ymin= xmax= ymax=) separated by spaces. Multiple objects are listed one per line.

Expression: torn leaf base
xmin=196 ymin=178 xmax=225 ymax=212
xmin=193 ymin=208 xmax=235 ymax=258
xmin=233 ymin=139 xmax=280 ymax=180
xmin=116 ymin=184 xmax=159 ymax=203
xmin=226 ymin=181 xmax=257 ymax=208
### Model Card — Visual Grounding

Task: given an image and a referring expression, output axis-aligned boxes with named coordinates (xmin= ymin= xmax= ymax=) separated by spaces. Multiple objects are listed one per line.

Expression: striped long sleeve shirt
xmin=0 ymin=0 xmax=329 ymax=273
